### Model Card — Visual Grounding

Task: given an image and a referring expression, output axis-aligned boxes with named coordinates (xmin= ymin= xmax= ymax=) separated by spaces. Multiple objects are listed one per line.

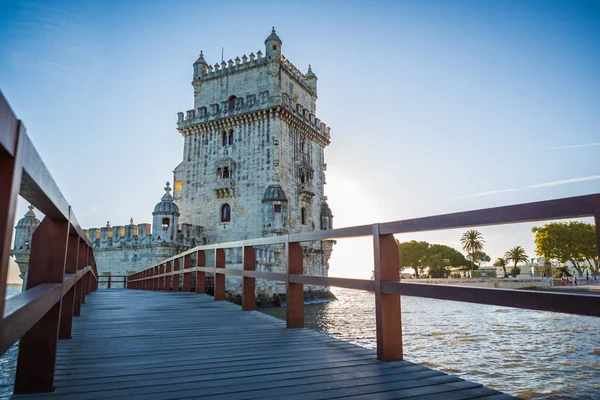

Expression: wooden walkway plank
xmin=12 ymin=289 xmax=513 ymax=400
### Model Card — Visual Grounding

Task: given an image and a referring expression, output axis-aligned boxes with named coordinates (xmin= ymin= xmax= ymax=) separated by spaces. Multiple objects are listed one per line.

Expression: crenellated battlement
xmin=279 ymin=54 xmax=314 ymax=93
xmin=177 ymin=90 xmax=330 ymax=140
xmin=84 ymin=219 xmax=202 ymax=250
xmin=193 ymin=51 xmax=268 ymax=85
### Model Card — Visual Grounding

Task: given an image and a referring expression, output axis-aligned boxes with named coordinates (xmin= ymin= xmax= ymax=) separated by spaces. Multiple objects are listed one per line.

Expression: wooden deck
xmin=15 ymin=290 xmax=513 ymax=399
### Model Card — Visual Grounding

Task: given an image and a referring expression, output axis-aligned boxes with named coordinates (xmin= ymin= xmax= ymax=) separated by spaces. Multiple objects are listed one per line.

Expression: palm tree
xmin=494 ymin=257 xmax=508 ymax=274
xmin=504 ymin=246 xmax=528 ymax=273
xmin=460 ymin=230 xmax=485 ymax=276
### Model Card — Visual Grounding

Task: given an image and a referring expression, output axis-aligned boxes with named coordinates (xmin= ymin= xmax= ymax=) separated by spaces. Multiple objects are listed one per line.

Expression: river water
xmin=261 ymin=287 xmax=600 ymax=400
xmin=1 ymin=285 xmax=598 ymax=399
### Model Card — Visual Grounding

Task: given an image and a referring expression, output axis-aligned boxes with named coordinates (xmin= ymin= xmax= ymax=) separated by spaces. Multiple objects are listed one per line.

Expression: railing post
xmin=107 ymin=275 xmax=111 ymax=289
xmin=196 ymin=251 xmax=206 ymax=294
xmin=159 ymin=264 xmax=165 ymax=291
xmin=73 ymin=239 xmax=86 ymax=316
xmin=173 ymin=258 xmax=180 ymax=291
xmin=286 ymin=241 xmax=304 ymax=328
xmin=14 ymin=217 xmax=69 ymax=393
xmin=183 ymin=254 xmax=192 ymax=292
xmin=214 ymin=249 xmax=226 ymax=301
xmin=59 ymin=230 xmax=79 ymax=340
xmin=165 ymin=262 xmax=172 ymax=291
xmin=242 ymin=246 xmax=256 ymax=311
xmin=594 ymin=200 xmax=600 ymax=269
xmin=0 ymin=116 xmax=23 ymax=313
xmin=373 ymin=224 xmax=403 ymax=361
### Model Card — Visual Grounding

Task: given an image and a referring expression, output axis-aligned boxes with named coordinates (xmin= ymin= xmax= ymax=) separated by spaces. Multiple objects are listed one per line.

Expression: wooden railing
xmin=129 ymin=192 xmax=600 ymax=361
xmin=0 ymin=91 xmax=98 ymax=393
xmin=98 ymin=275 xmax=128 ymax=289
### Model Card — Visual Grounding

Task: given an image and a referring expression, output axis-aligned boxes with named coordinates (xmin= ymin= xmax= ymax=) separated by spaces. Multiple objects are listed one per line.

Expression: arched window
xmin=301 ymin=207 xmax=306 ymax=225
xmin=300 ymin=174 xmax=305 ymax=184
xmin=228 ymin=129 xmax=234 ymax=145
xmin=216 ymin=168 xmax=222 ymax=177
xmin=221 ymin=131 xmax=227 ymax=146
xmin=222 ymin=167 xmax=230 ymax=178
xmin=274 ymin=204 xmax=281 ymax=213
xmin=162 ymin=218 xmax=170 ymax=228
xmin=228 ymin=96 xmax=236 ymax=111
xmin=221 ymin=204 xmax=231 ymax=222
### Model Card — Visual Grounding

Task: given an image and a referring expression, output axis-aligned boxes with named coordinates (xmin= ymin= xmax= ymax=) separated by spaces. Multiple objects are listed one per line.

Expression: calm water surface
xmin=261 ymin=287 xmax=600 ymax=400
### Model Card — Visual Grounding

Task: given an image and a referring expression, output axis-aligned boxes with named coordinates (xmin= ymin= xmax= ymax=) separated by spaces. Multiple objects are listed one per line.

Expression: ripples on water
xmin=261 ymin=287 xmax=600 ymax=400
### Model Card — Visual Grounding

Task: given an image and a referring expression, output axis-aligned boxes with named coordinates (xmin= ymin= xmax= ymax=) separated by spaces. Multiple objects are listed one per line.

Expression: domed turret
xmin=12 ymin=205 xmax=41 ymax=291
xmin=193 ymin=50 xmax=208 ymax=79
xmin=305 ymin=65 xmax=318 ymax=94
xmin=262 ymin=184 xmax=288 ymax=235
xmin=265 ymin=27 xmax=282 ymax=61
xmin=152 ymin=182 xmax=180 ymax=242
xmin=16 ymin=205 xmax=40 ymax=229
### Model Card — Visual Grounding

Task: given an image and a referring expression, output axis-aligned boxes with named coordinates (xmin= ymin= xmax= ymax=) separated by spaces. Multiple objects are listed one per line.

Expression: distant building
xmin=83 ymin=183 xmax=203 ymax=287
xmin=174 ymin=28 xmax=334 ymax=303
xmin=13 ymin=28 xmax=335 ymax=303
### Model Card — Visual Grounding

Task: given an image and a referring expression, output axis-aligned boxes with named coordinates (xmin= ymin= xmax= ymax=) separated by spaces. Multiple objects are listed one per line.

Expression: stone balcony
xmin=214 ymin=177 xmax=234 ymax=198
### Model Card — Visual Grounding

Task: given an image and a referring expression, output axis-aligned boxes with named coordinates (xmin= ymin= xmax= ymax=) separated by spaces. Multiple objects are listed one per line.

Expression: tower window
xmin=301 ymin=138 xmax=307 ymax=153
xmin=174 ymin=180 xmax=183 ymax=191
xmin=222 ymin=167 xmax=230 ymax=178
xmin=162 ymin=218 xmax=170 ymax=228
xmin=274 ymin=204 xmax=281 ymax=213
xmin=221 ymin=131 xmax=227 ymax=146
xmin=301 ymin=207 xmax=307 ymax=225
xmin=228 ymin=129 xmax=234 ymax=145
xmin=216 ymin=168 xmax=222 ymax=177
xmin=221 ymin=204 xmax=231 ymax=222
xmin=272 ymin=45 xmax=277 ymax=51
xmin=228 ymin=96 xmax=236 ymax=111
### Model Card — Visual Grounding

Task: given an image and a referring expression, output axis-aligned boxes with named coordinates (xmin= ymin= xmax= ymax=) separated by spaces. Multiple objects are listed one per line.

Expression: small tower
xmin=11 ymin=205 xmax=40 ymax=291
xmin=152 ymin=182 xmax=180 ymax=242
xmin=265 ymin=27 xmax=282 ymax=61
xmin=193 ymin=50 xmax=208 ymax=80
xmin=262 ymin=184 xmax=289 ymax=235
xmin=305 ymin=65 xmax=318 ymax=94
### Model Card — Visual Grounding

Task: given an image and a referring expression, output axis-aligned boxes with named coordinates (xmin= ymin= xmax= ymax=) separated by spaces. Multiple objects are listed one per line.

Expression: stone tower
xmin=11 ymin=205 xmax=40 ymax=291
xmin=175 ymin=28 xmax=334 ymax=302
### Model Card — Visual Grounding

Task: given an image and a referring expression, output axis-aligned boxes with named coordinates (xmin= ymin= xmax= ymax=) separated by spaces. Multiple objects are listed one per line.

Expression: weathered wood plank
xmin=12 ymin=290 xmax=513 ymax=400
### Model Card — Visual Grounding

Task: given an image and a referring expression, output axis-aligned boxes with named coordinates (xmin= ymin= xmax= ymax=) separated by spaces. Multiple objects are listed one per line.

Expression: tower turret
xmin=193 ymin=51 xmax=208 ymax=80
xmin=152 ymin=182 xmax=180 ymax=243
xmin=11 ymin=205 xmax=40 ymax=291
xmin=305 ymin=65 xmax=318 ymax=94
xmin=265 ymin=27 xmax=282 ymax=61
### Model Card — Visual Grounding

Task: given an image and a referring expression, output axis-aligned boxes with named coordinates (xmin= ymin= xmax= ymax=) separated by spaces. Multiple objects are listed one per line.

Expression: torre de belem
xmin=12 ymin=28 xmax=334 ymax=304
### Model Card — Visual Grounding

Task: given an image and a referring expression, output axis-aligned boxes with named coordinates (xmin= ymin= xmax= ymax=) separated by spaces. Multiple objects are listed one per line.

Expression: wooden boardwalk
xmin=15 ymin=290 xmax=513 ymax=399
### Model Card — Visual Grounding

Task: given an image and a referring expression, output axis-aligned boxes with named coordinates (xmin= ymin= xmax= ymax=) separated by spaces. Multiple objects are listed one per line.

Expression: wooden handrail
xmin=128 ymin=192 xmax=600 ymax=361
xmin=0 ymin=91 xmax=99 ymax=394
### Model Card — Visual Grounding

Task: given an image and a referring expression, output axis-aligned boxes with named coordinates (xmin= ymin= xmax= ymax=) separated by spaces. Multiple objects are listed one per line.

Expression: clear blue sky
xmin=2 ymin=0 xmax=599 ymax=278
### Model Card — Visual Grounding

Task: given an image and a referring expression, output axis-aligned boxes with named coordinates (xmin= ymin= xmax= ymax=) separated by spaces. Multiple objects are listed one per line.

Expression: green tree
xmin=397 ymin=240 xmax=430 ymax=278
xmin=504 ymin=246 xmax=528 ymax=274
xmin=423 ymin=244 xmax=470 ymax=277
xmin=494 ymin=257 xmax=508 ymax=274
xmin=510 ymin=266 xmax=521 ymax=277
xmin=531 ymin=222 xmax=598 ymax=277
xmin=460 ymin=230 xmax=485 ymax=274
